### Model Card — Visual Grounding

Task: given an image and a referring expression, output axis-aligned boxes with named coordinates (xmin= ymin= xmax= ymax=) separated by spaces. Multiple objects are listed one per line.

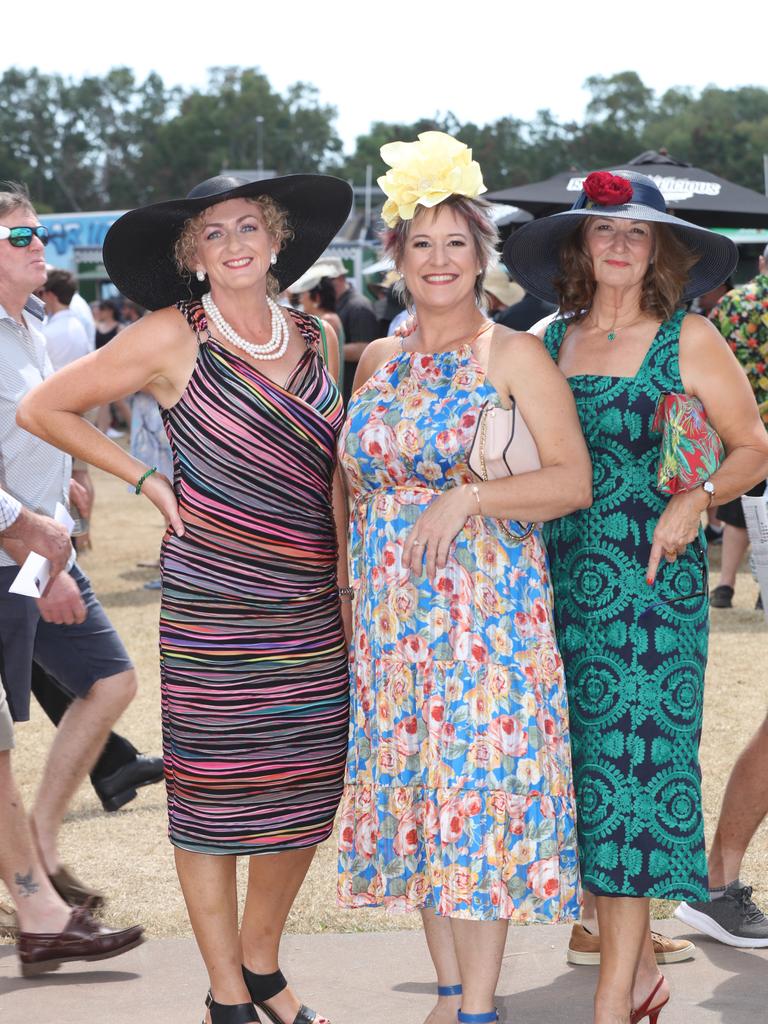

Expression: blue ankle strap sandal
xmin=457 ymin=1011 xmax=499 ymax=1023
xmin=438 ymin=985 xmax=463 ymax=997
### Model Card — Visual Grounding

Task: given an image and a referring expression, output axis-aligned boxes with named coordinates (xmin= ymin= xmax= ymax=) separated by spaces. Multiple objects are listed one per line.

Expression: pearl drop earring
xmin=196 ymin=270 xmax=206 ymax=282
xmin=270 ymin=252 xmax=277 ymax=266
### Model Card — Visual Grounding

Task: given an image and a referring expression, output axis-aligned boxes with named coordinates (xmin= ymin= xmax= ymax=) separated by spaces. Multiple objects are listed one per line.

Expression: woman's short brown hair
xmin=382 ymin=195 xmax=499 ymax=309
xmin=173 ymin=195 xmax=294 ymax=300
xmin=554 ymin=220 xmax=699 ymax=322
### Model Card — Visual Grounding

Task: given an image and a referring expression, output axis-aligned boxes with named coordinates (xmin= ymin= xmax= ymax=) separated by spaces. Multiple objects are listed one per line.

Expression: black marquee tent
xmin=487 ymin=150 xmax=768 ymax=229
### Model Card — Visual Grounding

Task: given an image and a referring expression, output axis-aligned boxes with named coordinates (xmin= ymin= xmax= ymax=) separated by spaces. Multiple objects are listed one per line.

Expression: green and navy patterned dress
xmin=543 ymin=310 xmax=709 ymax=900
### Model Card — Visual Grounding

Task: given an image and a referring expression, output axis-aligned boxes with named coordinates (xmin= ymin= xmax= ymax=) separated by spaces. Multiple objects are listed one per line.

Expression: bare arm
xmin=478 ymin=329 xmax=592 ymax=521
xmin=1 ymin=507 xmax=72 ymax=576
xmin=681 ymin=314 xmax=768 ymax=503
xmin=332 ymin=465 xmax=352 ymax=645
xmin=647 ymin=313 xmax=768 ymax=581
xmin=17 ymin=307 xmax=193 ymax=535
xmin=403 ymin=329 xmax=592 ymax=578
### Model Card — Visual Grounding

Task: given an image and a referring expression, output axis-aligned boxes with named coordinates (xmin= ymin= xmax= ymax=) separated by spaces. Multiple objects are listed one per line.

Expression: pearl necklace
xmin=202 ymin=291 xmax=289 ymax=361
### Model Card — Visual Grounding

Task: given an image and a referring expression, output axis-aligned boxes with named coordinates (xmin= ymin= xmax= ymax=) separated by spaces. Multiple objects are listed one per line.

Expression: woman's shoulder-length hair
xmin=553 ymin=220 xmax=699 ymax=322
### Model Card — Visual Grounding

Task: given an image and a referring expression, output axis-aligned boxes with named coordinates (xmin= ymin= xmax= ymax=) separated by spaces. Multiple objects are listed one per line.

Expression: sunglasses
xmin=0 ymin=225 xmax=50 ymax=247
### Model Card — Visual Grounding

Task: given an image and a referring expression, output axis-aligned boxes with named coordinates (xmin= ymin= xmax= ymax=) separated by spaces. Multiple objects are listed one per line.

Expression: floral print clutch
xmin=653 ymin=392 xmax=724 ymax=495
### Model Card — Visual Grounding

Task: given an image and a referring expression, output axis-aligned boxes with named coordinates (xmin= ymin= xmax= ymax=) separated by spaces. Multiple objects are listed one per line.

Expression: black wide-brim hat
xmin=502 ymin=169 xmax=738 ymax=304
xmin=103 ymin=173 xmax=354 ymax=311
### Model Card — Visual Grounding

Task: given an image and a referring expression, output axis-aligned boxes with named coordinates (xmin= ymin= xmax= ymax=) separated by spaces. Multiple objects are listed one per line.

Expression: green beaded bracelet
xmin=135 ymin=466 xmax=157 ymax=495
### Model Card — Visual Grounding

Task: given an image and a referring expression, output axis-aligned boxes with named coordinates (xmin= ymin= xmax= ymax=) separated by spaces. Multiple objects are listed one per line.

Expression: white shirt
xmin=69 ymin=292 xmax=96 ymax=347
xmin=0 ymin=487 xmax=21 ymax=531
xmin=41 ymin=307 xmax=92 ymax=371
xmin=0 ymin=303 xmax=71 ymax=568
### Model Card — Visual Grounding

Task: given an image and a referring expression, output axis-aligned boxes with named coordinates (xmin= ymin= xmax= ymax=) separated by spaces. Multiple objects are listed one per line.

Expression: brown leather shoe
xmin=17 ymin=906 xmax=144 ymax=976
xmin=48 ymin=864 xmax=105 ymax=909
xmin=0 ymin=898 xmax=19 ymax=939
xmin=567 ymin=923 xmax=696 ymax=965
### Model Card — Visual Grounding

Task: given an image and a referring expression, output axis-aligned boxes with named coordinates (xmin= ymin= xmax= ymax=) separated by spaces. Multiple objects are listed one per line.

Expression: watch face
xmin=704 ymin=481 xmax=715 ymax=494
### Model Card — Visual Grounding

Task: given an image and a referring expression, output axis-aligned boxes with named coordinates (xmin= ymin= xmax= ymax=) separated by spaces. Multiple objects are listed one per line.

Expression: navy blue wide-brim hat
xmin=103 ymin=173 xmax=353 ymax=311
xmin=502 ymin=169 xmax=738 ymax=304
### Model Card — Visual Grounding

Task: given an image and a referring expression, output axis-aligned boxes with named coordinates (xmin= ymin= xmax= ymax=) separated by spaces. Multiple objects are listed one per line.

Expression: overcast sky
xmin=15 ymin=1 xmax=768 ymax=154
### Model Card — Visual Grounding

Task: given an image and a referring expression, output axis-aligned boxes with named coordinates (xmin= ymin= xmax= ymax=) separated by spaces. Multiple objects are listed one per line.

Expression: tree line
xmin=3 ymin=66 xmax=768 ymax=213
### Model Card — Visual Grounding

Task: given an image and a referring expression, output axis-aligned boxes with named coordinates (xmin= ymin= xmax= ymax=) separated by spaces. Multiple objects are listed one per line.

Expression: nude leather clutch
xmin=468 ymin=399 xmax=542 ymax=481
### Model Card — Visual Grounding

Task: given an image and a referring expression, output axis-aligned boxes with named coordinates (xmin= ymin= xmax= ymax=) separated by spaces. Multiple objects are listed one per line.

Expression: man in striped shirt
xmin=0 ymin=183 xmax=140 ymax=916
xmin=0 ymin=488 xmax=143 ymax=970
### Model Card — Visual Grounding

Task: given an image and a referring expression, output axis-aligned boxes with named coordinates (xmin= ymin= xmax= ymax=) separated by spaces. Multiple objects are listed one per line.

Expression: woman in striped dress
xmin=20 ymin=173 xmax=353 ymax=1024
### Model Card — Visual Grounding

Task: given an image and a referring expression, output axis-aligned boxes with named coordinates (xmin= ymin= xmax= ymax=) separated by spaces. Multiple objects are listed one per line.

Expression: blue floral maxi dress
xmin=543 ymin=311 xmax=709 ymax=900
xmin=336 ymin=343 xmax=581 ymax=921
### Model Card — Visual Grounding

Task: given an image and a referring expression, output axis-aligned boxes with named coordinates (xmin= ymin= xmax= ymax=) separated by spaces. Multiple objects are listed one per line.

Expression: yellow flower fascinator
xmin=378 ymin=131 xmax=487 ymax=228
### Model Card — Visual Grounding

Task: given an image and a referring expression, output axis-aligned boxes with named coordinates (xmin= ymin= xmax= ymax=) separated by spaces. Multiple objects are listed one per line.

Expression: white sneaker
xmin=674 ymin=883 xmax=768 ymax=948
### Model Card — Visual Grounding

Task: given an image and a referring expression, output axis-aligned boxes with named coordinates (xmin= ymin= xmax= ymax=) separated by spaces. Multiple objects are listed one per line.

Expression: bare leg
xmin=31 ymin=670 xmax=137 ymax=872
xmin=717 ymin=525 xmax=749 ymax=590
xmin=175 ymin=848 xmax=251 ymax=1017
xmin=420 ymin=910 xmax=462 ymax=1024
xmin=450 ymin=918 xmax=509 ymax=1015
xmin=594 ymin=896 xmax=667 ymax=1024
xmin=0 ymin=752 xmax=70 ymax=934
xmin=240 ymin=847 xmax=317 ymax=1023
xmin=582 ymin=890 xmax=599 ymax=933
xmin=708 ymin=714 xmax=768 ymax=887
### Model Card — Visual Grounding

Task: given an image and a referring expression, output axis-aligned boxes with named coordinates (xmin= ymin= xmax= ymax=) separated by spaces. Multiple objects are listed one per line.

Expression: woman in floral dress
xmin=336 ymin=132 xmax=593 ymax=1024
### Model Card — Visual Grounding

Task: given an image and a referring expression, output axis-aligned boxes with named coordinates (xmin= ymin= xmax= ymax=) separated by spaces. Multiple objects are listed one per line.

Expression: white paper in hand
xmin=8 ymin=503 xmax=75 ymax=598
xmin=741 ymin=491 xmax=768 ymax=623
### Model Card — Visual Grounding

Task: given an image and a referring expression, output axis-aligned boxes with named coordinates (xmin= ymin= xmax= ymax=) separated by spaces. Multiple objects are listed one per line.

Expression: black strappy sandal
xmin=241 ymin=967 xmax=328 ymax=1024
xmin=202 ymin=990 xmax=261 ymax=1024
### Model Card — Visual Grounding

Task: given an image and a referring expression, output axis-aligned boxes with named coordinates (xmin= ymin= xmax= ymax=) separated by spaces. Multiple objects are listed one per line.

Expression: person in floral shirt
xmin=710 ymin=245 xmax=768 ymax=422
xmin=708 ymin=246 xmax=768 ymax=609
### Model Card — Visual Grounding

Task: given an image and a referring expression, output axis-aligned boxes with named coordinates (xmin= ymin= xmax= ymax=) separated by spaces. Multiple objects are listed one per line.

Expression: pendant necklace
xmin=592 ymin=313 xmax=645 ymax=343
xmin=202 ymin=291 xmax=289 ymax=361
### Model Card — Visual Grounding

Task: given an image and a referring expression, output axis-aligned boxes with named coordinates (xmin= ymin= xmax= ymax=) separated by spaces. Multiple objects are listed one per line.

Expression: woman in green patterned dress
xmin=504 ymin=170 xmax=768 ymax=1024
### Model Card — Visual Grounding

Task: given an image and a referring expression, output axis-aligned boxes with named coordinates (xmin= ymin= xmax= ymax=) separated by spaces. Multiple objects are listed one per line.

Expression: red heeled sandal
xmin=630 ymin=976 xmax=669 ymax=1024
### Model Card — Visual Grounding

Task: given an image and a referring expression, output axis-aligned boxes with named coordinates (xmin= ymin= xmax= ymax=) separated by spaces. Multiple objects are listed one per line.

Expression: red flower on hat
xmin=583 ymin=171 xmax=633 ymax=206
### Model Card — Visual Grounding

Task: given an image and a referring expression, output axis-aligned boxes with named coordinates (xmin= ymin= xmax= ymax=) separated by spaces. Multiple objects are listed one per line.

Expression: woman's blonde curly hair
xmin=173 ymin=195 xmax=294 ymax=299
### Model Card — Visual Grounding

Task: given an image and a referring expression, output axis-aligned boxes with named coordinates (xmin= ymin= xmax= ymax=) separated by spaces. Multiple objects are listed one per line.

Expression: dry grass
xmin=4 ymin=467 xmax=767 ymax=939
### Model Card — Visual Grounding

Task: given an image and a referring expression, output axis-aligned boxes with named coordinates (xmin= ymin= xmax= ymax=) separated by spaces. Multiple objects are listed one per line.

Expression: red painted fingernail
xmin=646 ymin=577 xmax=653 ymax=585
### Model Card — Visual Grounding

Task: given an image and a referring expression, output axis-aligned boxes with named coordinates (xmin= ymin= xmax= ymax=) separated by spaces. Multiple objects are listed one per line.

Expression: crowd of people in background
xmin=2 ymin=135 xmax=768 ymax=1024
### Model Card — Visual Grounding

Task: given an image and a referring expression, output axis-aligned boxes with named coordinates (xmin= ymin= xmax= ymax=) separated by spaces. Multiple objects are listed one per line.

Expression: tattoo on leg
xmin=14 ymin=869 xmax=40 ymax=898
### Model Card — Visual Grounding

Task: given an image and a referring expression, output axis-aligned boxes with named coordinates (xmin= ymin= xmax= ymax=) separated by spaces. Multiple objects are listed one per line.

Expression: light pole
xmin=255 ymin=116 xmax=265 ymax=174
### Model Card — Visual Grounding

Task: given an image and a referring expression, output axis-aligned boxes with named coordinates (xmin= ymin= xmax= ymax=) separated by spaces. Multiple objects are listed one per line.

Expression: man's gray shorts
xmin=0 ymin=564 xmax=134 ymax=723
xmin=0 ymin=676 xmax=14 ymax=751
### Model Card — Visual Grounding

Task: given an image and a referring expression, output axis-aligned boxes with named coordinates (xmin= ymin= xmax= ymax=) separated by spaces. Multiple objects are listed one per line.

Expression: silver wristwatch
xmin=702 ymin=480 xmax=716 ymax=507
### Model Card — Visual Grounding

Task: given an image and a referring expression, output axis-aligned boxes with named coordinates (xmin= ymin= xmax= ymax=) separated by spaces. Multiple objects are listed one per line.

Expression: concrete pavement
xmin=1 ymin=920 xmax=766 ymax=1023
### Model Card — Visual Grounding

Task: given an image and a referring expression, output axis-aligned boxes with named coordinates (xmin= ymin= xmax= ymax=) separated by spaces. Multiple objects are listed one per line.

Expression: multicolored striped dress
xmin=158 ymin=301 xmax=349 ymax=855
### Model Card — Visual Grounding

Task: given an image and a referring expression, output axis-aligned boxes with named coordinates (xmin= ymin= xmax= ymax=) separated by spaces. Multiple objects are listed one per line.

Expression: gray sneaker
xmin=675 ymin=882 xmax=768 ymax=948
